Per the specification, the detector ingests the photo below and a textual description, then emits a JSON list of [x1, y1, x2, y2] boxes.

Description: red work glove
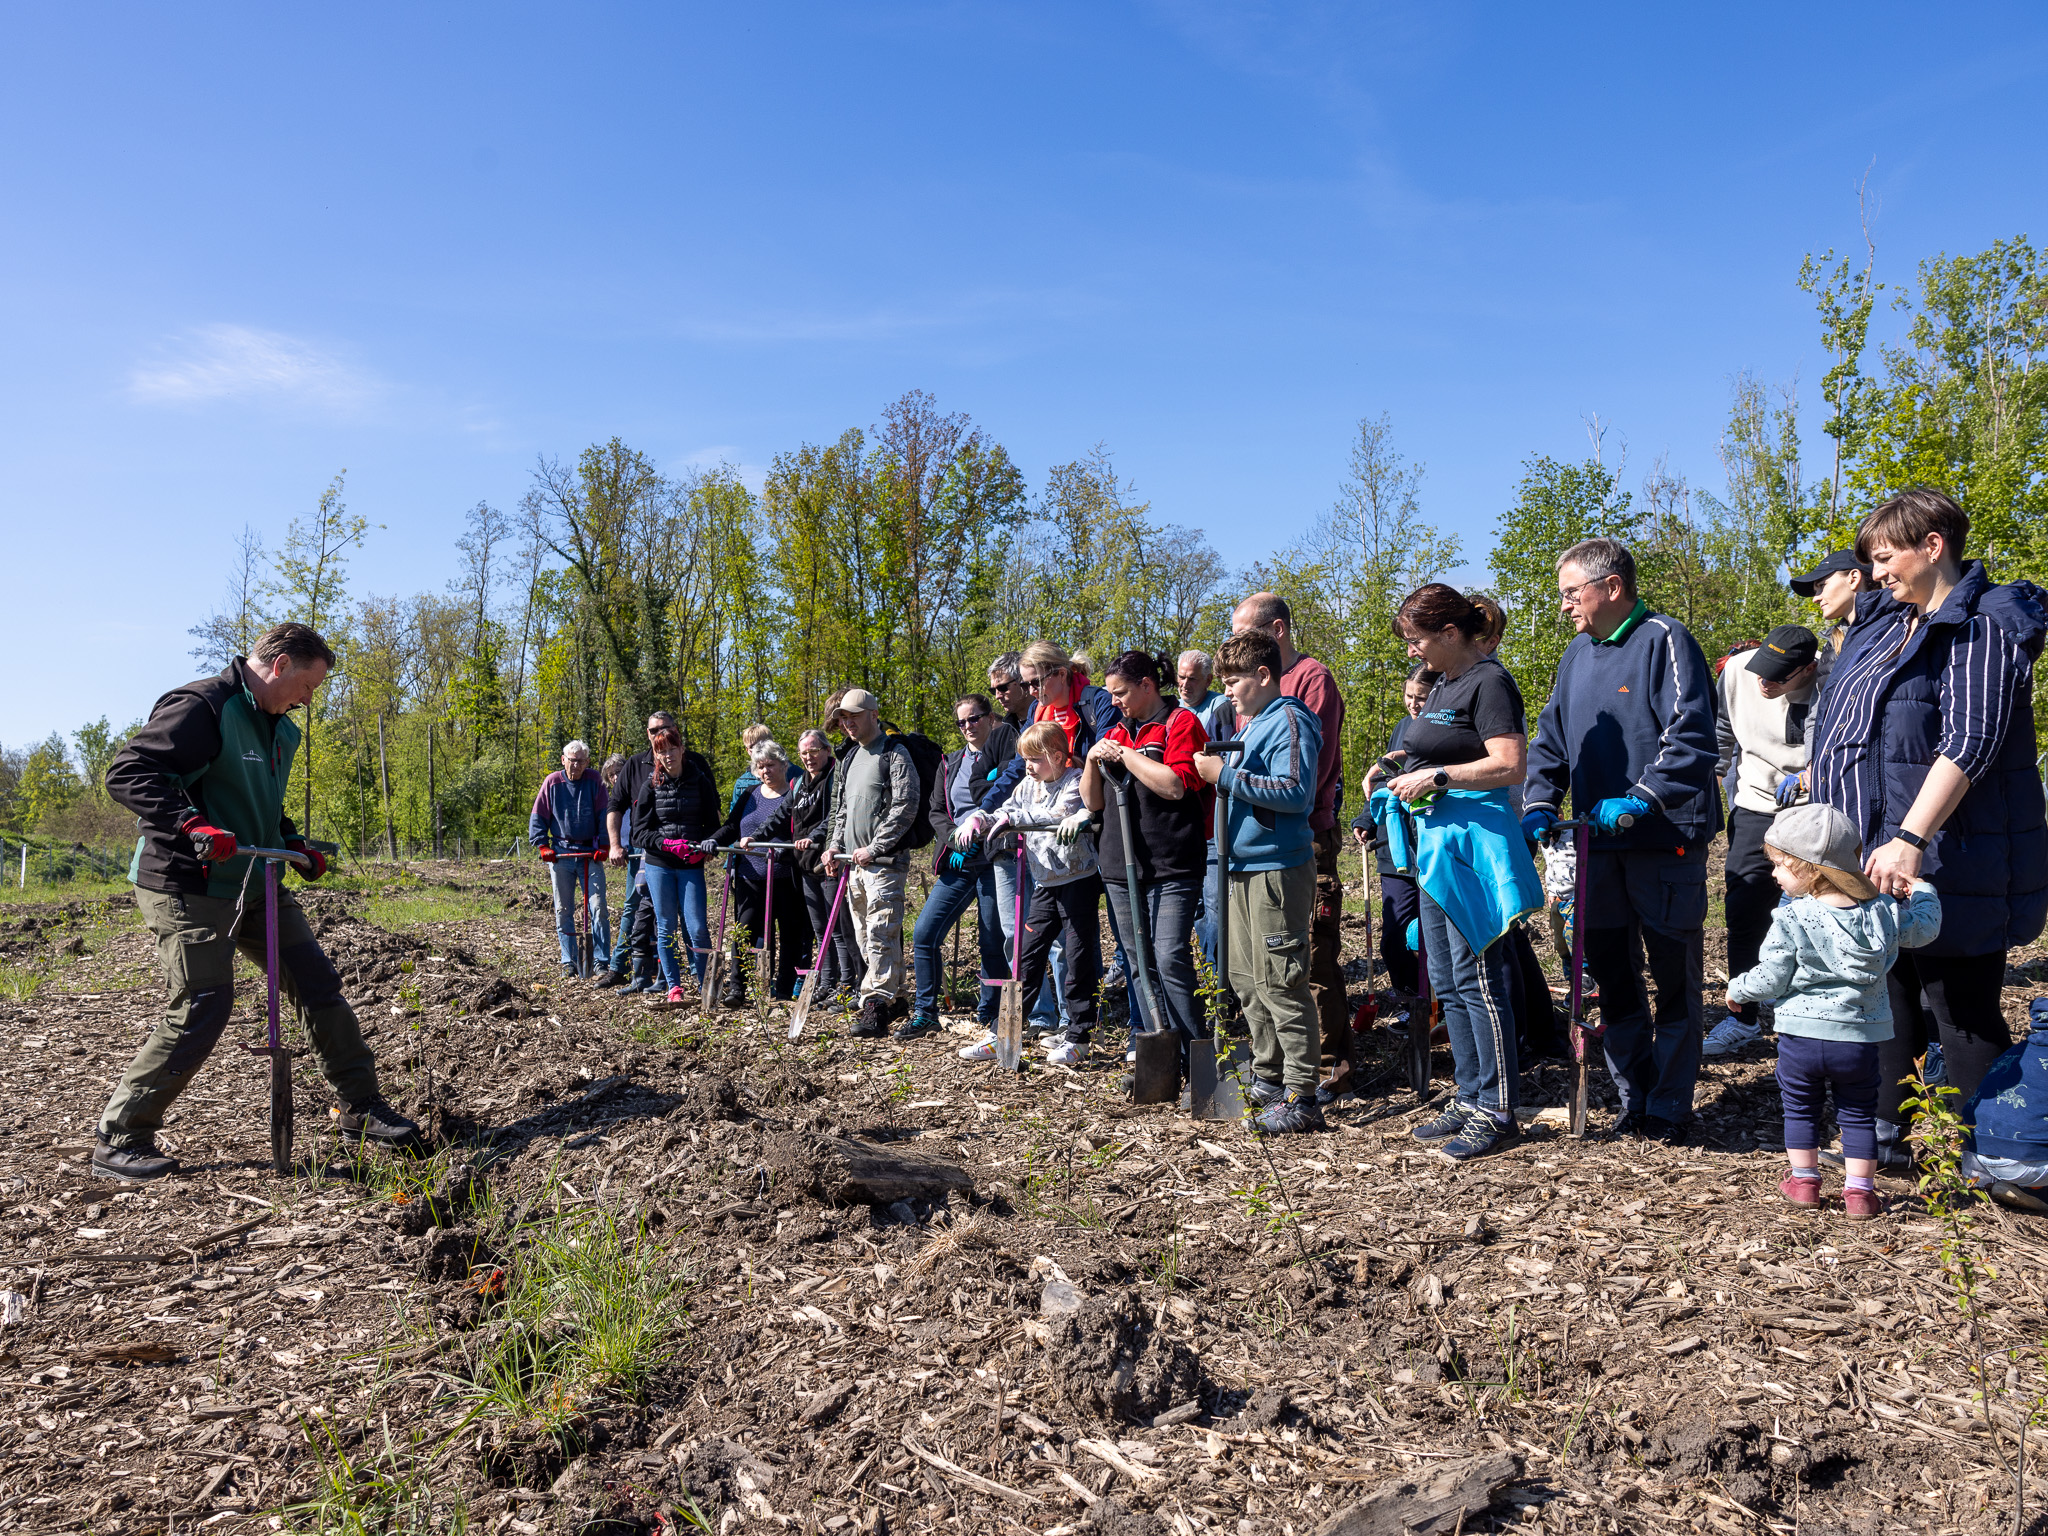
[[285, 838, 327, 880], [180, 816, 238, 863], [537, 844, 557, 863]]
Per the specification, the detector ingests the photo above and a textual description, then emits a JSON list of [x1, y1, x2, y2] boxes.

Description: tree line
[[2, 226, 2041, 855]]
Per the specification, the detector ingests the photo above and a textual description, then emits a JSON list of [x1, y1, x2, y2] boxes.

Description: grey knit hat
[[1764, 803, 1879, 900]]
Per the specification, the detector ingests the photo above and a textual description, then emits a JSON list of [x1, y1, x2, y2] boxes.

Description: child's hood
[[1788, 896, 1902, 985]]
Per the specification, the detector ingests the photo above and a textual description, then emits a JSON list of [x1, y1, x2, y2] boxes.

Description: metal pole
[[377, 713, 397, 862]]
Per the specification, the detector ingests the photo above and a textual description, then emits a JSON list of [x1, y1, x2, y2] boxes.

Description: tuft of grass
[[363, 888, 510, 932], [283, 1413, 476, 1535]]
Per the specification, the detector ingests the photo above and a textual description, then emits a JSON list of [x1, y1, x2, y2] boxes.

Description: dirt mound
[[1049, 1292, 1202, 1424]]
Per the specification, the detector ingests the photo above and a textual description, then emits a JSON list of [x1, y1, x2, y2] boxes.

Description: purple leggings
[[1776, 1033, 1881, 1161]]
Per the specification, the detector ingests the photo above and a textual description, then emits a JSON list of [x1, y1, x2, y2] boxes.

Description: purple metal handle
[[265, 858, 281, 1050]]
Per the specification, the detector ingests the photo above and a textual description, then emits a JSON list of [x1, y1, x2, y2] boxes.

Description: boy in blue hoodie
[[1195, 630, 1325, 1133]]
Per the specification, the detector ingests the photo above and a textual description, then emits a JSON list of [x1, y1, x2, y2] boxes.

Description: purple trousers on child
[[1777, 1034, 1881, 1161]]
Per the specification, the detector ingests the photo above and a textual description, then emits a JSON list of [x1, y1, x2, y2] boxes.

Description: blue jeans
[[1419, 890, 1518, 1121], [617, 854, 650, 975], [1104, 877, 1202, 1043], [642, 864, 710, 991], [912, 862, 1004, 1023], [1193, 856, 1221, 1006], [549, 858, 611, 969]]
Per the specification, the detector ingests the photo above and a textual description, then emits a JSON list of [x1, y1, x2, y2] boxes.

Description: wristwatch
[[1432, 769, 1449, 789], [1895, 828, 1929, 851]]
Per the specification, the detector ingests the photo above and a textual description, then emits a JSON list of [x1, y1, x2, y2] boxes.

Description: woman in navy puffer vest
[[1806, 487, 2048, 1167]]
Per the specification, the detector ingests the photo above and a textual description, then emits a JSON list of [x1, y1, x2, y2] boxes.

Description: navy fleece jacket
[[1523, 603, 1723, 848], [1216, 694, 1321, 872]]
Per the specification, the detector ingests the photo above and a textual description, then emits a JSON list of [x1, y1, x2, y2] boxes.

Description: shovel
[[1187, 739, 1246, 1119], [787, 869, 850, 1041], [986, 835, 1028, 1072], [1551, 816, 1620, 1138], [237, 844, 314, 1176], [699, 850, 736, 1015]]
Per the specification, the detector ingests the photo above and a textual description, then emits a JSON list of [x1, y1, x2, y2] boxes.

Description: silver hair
[[988, 650, 1022, 685], [562, 739, 591, 759], [797, 728, 830, 753], [750, 739, 789, 767], [1177, 649, 1212, 675], [1556, 537, 1637, 597]]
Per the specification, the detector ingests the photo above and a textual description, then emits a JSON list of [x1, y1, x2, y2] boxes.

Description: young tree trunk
[[377, 713, 397, 862]]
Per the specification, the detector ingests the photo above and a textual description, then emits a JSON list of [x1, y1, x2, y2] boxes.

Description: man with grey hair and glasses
[[1521, 537, 1720, 1146]]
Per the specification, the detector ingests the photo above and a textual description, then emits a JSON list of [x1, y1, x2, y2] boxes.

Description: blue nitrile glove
[[943, 848, 969, 873], [1591, 795, 1650, 834], [1404, 918, 1419, 953], [1519, 807, 1557, 842], [1774, 773, 1803, 808]]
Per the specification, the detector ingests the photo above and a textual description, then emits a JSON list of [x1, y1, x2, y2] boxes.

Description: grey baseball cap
[[1764, 803, 1878, 899]]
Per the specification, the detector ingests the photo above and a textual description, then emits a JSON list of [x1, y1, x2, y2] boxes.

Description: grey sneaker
[[1256, 1092, 1327, 1135], [331, 1096, 422, 1150], [92, 1134, 178, 1182], [1412, 1103, 1476, 1143]]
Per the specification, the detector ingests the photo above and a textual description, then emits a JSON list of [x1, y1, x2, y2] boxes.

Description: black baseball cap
[[1749, 625, 1819, 682], [1789, 550, 1871, 597]]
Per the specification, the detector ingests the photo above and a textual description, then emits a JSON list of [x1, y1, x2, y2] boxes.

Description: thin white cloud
[[127, 324, 379, 411]]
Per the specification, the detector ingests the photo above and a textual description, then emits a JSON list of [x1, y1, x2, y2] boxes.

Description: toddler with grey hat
[[1725, 803, 1942, 1219]]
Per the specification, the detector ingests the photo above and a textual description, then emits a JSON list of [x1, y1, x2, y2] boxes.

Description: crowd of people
[[86, 486, 2048, 1220]]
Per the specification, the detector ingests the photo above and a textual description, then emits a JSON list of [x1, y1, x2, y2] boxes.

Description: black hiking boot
[[593, 967, 626, 989], [92, 1134, 178, 1182], [332, 1096, 423, 1151], [1255, 1091, 1327, 1135], [849, 997, 888, 1039]]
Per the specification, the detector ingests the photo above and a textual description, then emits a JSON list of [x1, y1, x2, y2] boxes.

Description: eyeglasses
[[956, 712, 989, 727], [1558, 576, 1616, 608]]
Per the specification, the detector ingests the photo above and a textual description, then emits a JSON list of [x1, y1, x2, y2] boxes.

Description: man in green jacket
[[93, 623, 419, 1180]]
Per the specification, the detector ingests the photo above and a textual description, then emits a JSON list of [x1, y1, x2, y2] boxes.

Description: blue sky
[[4, 2, 2046, 744]]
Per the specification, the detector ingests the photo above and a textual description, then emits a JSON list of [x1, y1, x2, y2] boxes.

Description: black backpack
[[892, 730, 945, 848]]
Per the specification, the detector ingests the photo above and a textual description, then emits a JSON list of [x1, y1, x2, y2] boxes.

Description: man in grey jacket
[[825, 688, 920, 1038], [1709, 625, 1818, 1057]]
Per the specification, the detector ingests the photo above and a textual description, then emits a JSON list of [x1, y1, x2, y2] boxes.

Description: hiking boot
[[620, 972, 655, 995], [958, 1035, 998, 1062], [1605, 1110, 1652, 1141], [1240, 1073, 1286, 1109], [1779, 1173, 1822, 1207], [1646, 1114, 1698, 1147], [895, 1012, 941, 1041], [331, 1096, 422, 1150], [1438, 1113, 1519, 1163], [1256, 1091, 1327, 1135], [1842, 1186, 1889, 1221], [1047, 1040, 1085, 1068], [559, 963, 579, 981], [849, 998, 888, 1039], [1412, 1102, 1476, 1143], [1702, 1014, 1762, 1057], [92, 1134, 177, 1182], [593, 967, 626, 989], [886, 995, 911, 1024]]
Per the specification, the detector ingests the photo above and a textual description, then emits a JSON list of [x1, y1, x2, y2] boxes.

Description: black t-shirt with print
[[1399, 658, 1526, 770]]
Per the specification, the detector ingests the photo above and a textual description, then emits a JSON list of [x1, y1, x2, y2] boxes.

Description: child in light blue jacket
[[1727, 803, 1940, 1220]]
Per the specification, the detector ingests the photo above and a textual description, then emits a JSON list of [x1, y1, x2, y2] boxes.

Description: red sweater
[[1099, 705, 1212, 882], [1281, 653, 1344, 833]]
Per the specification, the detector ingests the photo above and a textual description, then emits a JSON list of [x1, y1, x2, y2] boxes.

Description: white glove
[[952, 812, 988, 849], [1056, 809, 1093, 846]]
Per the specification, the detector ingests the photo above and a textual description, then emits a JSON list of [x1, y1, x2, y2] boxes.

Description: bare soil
[[5, 857, 2048, 1536]]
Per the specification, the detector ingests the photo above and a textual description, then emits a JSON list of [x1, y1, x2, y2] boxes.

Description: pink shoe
[[1842, 1186, 1888, 1221], [666, 985, 687, 1003], [1779, 1173, 1821, 1208]]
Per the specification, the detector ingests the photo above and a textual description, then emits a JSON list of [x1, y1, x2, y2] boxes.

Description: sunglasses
[[956, 711, 989, 727], [1024, 677, 1046, 691], [647, 725, 678, 740]]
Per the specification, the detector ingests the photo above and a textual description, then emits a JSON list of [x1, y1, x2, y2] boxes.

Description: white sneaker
[[1047, 1041, 1085, 1068], [957, 1035, 998, 1062], [1702, 1014, 1762, 1057]]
